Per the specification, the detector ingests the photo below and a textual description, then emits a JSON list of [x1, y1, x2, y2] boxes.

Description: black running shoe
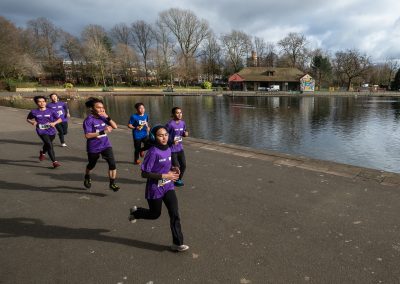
[[84, 177, 91, 189], [109, 183, 120, 192]]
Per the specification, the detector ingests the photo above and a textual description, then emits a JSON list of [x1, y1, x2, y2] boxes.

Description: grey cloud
[[0, 0, 399, 60]]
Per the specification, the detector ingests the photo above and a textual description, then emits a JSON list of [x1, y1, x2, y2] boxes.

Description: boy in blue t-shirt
[[128, 102, 150, 164]]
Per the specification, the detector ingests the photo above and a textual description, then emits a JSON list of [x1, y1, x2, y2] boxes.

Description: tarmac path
[[1, 105, 400, 283]]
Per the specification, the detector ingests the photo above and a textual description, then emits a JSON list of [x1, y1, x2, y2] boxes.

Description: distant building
[[228, 67, 312, 91], [300, 74, 315, 92]]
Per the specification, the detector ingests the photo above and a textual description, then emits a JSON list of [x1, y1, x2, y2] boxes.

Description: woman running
[[83, 97, 120, 191], [165, 107, 188, 187], [129, 125, 189, 252], [47, 93, 70, 147], [26, 95, 62, 168], [128, 102, 149, 165]]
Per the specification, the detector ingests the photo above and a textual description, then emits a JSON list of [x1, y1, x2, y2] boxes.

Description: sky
[[1, 0, 400, 62]]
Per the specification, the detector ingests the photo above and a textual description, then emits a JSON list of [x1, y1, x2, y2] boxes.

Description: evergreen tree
[[392, 68, 400, 91]]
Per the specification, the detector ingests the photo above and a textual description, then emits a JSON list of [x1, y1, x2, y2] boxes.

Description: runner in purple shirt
[[129, 125, 189, 252], [47, 93, 70, 147], [26, 95, 62, 168], [165, 107, 189, 187], [82, 97, 120, 192]]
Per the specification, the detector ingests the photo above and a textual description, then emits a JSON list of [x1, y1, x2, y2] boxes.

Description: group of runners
[[26, 94, 190, 252]]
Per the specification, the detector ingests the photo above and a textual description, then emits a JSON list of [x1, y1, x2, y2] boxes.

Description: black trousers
[[133, 190, 184, 246], [39, 134, 56, 162], [86, 147, 116, 171], [171, 150, 186, 180], [133, 136, 149, 160], [55, 121, 68, 143]]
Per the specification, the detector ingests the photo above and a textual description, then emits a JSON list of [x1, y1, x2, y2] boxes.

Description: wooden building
[[228, 67, 308, 91]]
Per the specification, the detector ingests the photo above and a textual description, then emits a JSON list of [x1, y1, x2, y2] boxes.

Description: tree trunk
[[347, 78, 352, 91]]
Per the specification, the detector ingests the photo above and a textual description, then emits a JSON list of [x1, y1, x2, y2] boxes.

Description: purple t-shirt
[[47, 101, 68, 122], [165, 119, 186, 153], [141, 146, 174, 199], [83, 114, 112, 153], [27, 108, 59, 136]]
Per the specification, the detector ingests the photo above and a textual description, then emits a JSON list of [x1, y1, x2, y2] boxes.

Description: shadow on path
[[36, 172, 145, 185], [0, 180, 107, 197], [0, 139, 40, 146], [0, 217, 169, 252], [0, 159, 45, 169]]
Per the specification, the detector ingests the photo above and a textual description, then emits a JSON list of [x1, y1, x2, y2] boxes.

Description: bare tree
[[0, 16, 23, 79], [158, 8, 210, 85], [26, 17, 60, 61], [153, 20, 176, 85], [60, 31, 84, 84], [253, 37, 266, 67], [131, 20, 155, 82], [110, 23, 131, 46], [384, 58, 399, 90], [81, 25, 112, 87], [114, 43, 140, 84], [200, 33, 222, 81], [278, 32, 308, 69], [221, 30, 252, 73], [264, 42, 277, 67], [333, 49, 371, 91]]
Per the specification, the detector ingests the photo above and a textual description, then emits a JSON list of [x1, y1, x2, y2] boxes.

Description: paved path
[[1, 106, 400, 284]]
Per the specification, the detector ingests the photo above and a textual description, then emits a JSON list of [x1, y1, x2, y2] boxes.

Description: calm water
[[4, 95, 400, 172]]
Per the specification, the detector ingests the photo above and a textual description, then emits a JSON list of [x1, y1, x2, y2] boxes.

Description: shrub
[[201, 81, 212, 89], [64, 82, 74, 89]]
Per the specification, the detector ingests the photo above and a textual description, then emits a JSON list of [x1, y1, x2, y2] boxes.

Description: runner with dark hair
[[83, 97, 120, 191], [47, 93, 70, 147], [26, 95, 62, 168], [128, 102, 150, 165], [165, 107, 188, 187]]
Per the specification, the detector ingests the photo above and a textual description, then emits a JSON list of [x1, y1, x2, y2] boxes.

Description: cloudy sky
[[1, 0, 400, 61]]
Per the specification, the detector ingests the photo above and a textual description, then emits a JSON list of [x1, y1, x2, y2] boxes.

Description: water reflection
[[2, 95, 400, 172]]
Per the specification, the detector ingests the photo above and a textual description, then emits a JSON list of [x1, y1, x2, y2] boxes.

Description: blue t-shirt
[[129, 113, 149, 139]]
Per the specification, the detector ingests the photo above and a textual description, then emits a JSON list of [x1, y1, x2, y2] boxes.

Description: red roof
[[228, 73, 245, 82]]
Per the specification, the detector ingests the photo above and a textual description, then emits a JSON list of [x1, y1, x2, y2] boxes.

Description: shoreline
[[4, 104, 400, 186], [1, 90, 400, 98]]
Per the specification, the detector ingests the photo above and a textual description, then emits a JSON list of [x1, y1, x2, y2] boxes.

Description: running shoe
[[134, 160, 141, 165], [109, 183, 120, 192], [61, 143, 67, 147], [84, 176, 91, 189], [128, 206, 137, 223], [140, 151, 145, 158], [174, 179, 184, 187], [39, 151, 46, 161], [171, 244, 190, 252], [52, 161, 61, 168]]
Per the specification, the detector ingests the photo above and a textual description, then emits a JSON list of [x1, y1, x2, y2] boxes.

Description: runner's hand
[[105, 126, 113, 133], [163, 171, 179, 181]]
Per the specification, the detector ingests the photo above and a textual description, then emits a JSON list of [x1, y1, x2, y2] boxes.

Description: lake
[[3, 94, 400, 173]]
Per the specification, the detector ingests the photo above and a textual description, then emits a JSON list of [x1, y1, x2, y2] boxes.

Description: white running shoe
[[129, 206, 137, 223], [61, 143, 67, 147], [171, 244, 189, 252]]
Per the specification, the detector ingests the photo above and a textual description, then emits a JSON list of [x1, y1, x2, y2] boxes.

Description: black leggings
[[133, 190, 184, 246], [133, 137, 149, 160], [55, 121, 68, 143], [86, 147, 116, 171], [171, 150, 186, 179], [39, 134, 56, 162]]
